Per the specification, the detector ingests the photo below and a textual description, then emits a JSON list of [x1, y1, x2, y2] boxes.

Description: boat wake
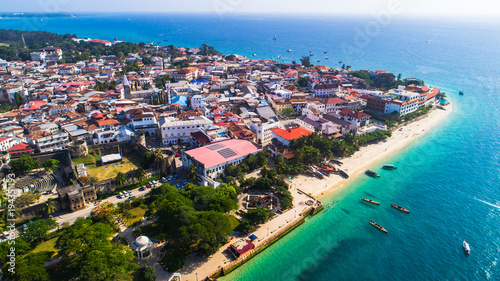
[[475, 198, 500, 210]]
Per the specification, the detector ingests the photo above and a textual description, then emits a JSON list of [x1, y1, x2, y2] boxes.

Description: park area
[[72, 150, 142, 182]]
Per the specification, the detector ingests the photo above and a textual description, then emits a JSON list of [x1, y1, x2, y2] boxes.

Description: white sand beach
[[295, 103, 453, 199]]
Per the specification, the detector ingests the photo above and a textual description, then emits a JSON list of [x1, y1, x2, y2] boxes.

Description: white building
[[30, 131, 70, 153], [191, 94, 205, 109], [249, 118, 280, 145], [0, 137, 21, 151], [160, 116, 214, 145], [125, 108, 159, 136]]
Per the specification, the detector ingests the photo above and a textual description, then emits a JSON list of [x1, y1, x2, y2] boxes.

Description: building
[[58, 185, 97, 212], [270, 126, 314, 147], [125, 108, 159, 136], [338, 108, 371, 127], [182, 139, 262, 183], [290, 98, 307, 115], [28, 131, 70, 153], [249, 118, 280, 145], [160, 116, 214, 145], [313, 83, 338, 98], [323, 97, 348, 113], [131, 236, 154, 259], [0, 137, 21, 151], [363, 88, 420, 116]]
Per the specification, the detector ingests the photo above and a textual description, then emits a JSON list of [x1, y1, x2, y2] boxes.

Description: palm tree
[[44, 198, 56, 217], [115, 172, 127, 187], [135, 168, 146, 182], [187, 164, 197, 181], [152, 148, 164, 173], [121, 210, 133, 226]]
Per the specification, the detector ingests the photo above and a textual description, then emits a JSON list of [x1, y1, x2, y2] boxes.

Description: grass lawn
[[84, 154, 140, 182], [123, 207, 146, 227], [71, 154, 100, 165], [31, 237, 58, 259], [228, 215, 240, 230]]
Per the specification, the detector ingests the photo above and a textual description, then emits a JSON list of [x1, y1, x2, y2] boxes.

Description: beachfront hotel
[[181, 139, 262, 187]]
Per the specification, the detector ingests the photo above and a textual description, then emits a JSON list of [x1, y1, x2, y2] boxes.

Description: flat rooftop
[[185, 139, 261, 169]]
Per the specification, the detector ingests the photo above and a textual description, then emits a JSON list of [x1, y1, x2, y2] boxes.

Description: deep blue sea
[[2, 13, 499, 281]]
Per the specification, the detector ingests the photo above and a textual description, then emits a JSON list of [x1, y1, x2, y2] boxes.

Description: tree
[[115, 172, 127, 187], [300, 56, 311, 67], [297, 76, 309, 87], [161, 251, 185, 272], [22, 218, 58, 243], [135, 168, 147, 182], [10, 154, 40, 174], [0, 238, 31, 264], [15, 192, 37, 208], [282, 108, 295, 117], [88, 202, 118, 226], [13, 92, 25, 108], [55, 218, 138, 280], [151, 148, 164, 173], [199, 44, 220, 56], [3, 251, 50, 281], [142, 56, 153, 65], [42, 159, 59, 172], [44, 198, 56, 216], [142, 266, 157, 281], [187, 164, 197, 181], [246, 207, 272, 224]]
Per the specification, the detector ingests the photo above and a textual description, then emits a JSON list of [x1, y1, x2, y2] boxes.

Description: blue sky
[[1, 0, 499, 17]]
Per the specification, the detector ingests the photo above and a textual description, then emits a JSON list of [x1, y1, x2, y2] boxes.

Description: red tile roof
[[270, 127, 313, 141]]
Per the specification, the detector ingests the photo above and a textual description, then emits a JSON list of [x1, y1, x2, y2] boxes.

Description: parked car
[[146, 184, 151, 189], [139, 186, 145, 191]]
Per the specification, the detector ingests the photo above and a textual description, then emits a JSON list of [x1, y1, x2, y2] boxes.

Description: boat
[[369, 221, 388, 233], [324, 51, 328, 54], [459, 91, 464, 95], [325, 57, 329, 59], [391, 204, 410, 213], [365, 170, 380, 177], [317, 60, 321, 62], [339, 60, 343, 63], [338, 169, 349, 179], [320, 168, 330, 176], [287, 49, 293, 52], [309, 50, 312, 53], [253, 54, 256, 56], [310, 53, 314, 56], [382, 164, 397, 170], [463, 240, 470, 255], [331, 159, 343, 165], [362, 198, 380, 205], [273, 34, 277, 40], [315, 171, 325, 179], [277, 55, 281, 58]]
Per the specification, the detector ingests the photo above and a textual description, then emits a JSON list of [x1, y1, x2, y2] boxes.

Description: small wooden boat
[[315, 171, 325, 179], [391, 204, 410, 213], [382, 164, 397, 170], [331, 159, 343, 165], [362, 198, 380, 205], [365, 170, 380, 177], [320, 169, 330, 176], [463, 240, 470, 255], [287, 49, 293, 52], [459, 91, 464, 95], [369, 221, 388, 233], [338, 169, 349, 179]]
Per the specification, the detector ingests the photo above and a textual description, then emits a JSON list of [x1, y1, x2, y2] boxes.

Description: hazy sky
[[1, 0, 499, 18]]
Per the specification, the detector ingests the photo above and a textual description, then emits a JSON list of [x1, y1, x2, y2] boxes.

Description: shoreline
[[181, 103, 453, 281], [294, 103, 453, 200]]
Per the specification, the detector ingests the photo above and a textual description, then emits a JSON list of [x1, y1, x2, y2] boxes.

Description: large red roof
[[185, 139, 262, 169], [270, 127, 313, 141]]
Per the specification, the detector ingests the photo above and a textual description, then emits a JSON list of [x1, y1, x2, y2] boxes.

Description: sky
[[1, 0, 499, 18]]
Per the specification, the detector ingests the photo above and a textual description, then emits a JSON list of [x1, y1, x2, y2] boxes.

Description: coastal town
[[0, 30, 451, 281]]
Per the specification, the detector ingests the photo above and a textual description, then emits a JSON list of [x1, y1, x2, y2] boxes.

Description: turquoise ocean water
[[1, 14, 499, 280]]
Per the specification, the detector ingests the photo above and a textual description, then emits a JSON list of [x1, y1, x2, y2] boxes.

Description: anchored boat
[[365, 170, 380, 177], [391, 204, 410, 213], [463, 240, 470, 255], [369, 221, 388, 233], [383, 164, 397, 170], [362, 198, 380, 205]]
